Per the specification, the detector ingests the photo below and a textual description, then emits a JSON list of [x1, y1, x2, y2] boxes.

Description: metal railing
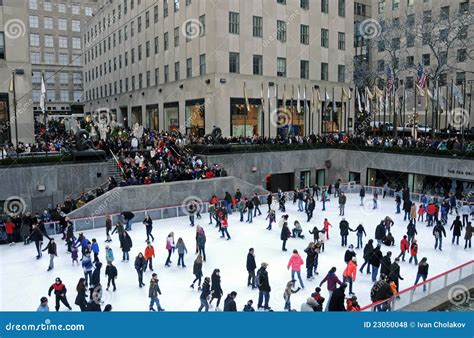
[[359, 260, 474, 312]]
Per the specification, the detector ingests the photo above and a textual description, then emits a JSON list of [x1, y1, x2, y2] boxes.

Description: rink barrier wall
[[359, 260, 474, 312], [42, 182, 425, 235]]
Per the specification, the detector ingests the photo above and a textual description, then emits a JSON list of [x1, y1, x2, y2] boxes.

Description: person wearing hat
[[342, 257, 357, 296], [344, 244, 356, 264], [48, 277, 72, 311], [37, 297, 49, 312], [256, 262, 271, 310], [198, 277, 211, 312]]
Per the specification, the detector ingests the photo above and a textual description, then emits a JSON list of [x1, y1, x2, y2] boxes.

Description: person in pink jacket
[[343, 257, 357, 295], [287, 249, 305, 289], [165, 232, 175, 267]]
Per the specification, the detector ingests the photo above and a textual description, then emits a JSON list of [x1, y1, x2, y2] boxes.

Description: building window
[[59, 53, 68, 65], [44, 17, 53, 30], [186, 58, 192, 78], [155, 68, 159, 85], [407, 34, 415, 47], [199, 54, 206, 75], [300, 25, 309, 45], [321, 28, 329, 47], [321, 0, 328, 13], [253, 55, 263, 75], [277, 57, 286, 77], [377, 60, 385, 72], [72, 37, 81, 49], [229, 52, 240, 73], [277, 0, 286, 4], [300, 0, 309, 10], [338, 65, 345, 82], [138, 17, 142, 33], [29, 16, 39, 28], [29, 0, 38, 10], [146, 11, 150, 28], [30, 34, 40, 46], [146, 41, 150, 57], [138, 45, 142, 60], [72, 20, 81, 32], [277, 20, 287, 42], [338, 32, 345, 50], [58, 36, 68, 48], [30, 52, 41, 63], [338, 0, 345, 17], [72, 4, 80, 14], [440, 6, 450, 20], [300, 60, 309, 79], [253, 16, 263, 37], [229, 12, 240, 34], [174, 27, 179, 46], [44, 52, 55, 64], [422, 53, 430, 66], [44, 35, 54, 47], [154, 5, 159, 23], [406, 56, 414, 67], [58, 18, 67, 31], [0, 33, 4, 60], [174, 0, 180, 12], [456, 72, 465, 85], [321, 63, 328, 81], [164, 65, 169, 83], [164, 32, 169, 50], [139, 74, 143, 89], [154, 36, 159, 54], [378, 0, 385, 14], [44, 0, 52, 11], [131, 48, 135, 63], [457, 49, 467, 63], [199, 15, 206, 36], [163, 0, 168, 17], [174, 62, 180, 80]]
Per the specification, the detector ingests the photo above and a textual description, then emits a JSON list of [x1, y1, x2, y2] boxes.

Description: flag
[[303, 86, 308, 115], [342, 88, 351, 101], [374, 85, 384, 98], [267, 85, 271, 112], [40, 74, 46, 113], [416, 83, 425, 97], [315, 88, 321, 112], [416, 63, 427, 88], [282, 84, 286, 110], [386, 65, 394, 96], [297, 86, 301, 114], [365, 88, 371, 112], [356, 88, 362, 113], [332, 88, 337, 112], [366, 87, 374, 100], [261, 83, 265, 110], [324, 89, 330, 111]]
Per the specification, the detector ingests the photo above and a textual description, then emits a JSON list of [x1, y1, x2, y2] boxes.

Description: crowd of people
[[2, 180, 472, 313]]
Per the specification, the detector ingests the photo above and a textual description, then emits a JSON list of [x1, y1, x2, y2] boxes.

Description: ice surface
[[0, 193, 469, 312]]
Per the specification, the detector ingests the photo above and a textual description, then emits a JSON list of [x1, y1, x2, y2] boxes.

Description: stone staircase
[[107, 157, 123, 182]]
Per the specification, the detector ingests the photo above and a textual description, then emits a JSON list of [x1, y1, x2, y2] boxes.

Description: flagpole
[[11, 70, 19, 148], [444, 82, 449, 131], [469, 82, 473, 133], [450, 79, 454, 131], [462, 79, 467, 142]]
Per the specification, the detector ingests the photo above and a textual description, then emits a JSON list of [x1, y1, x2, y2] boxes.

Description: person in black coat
[[380, 252, 392, 278], [246, 248, 257, 289], [75, 278, 88, 311], [280, 222, 291, 251], [304, 243, 316, 280], [370, 277, 393, 311], [403, 200, 412, 221], [266, 193, 273, 211], [306, 197, 316, 222], [359, 239, 374, 274], [352, 224, 367, 249], [121, 211, 135, 231], [369, 244, 383, 282], [65, 221, 75, 252], [257, 263, 271, 310], [339, 218, 351, 247], [375, 221, 386, 245], [209, 269, 223, 309], [223, 291, 238, 311], [134, 253, 146, 287], [29, 224, 44, 259], [120, 231, 133, 261], [388, 258, 404, 294], [327, 283, 347, 311], [344, 245, 356, 264], [42, 238, 57, 271], [105, 262, 118, 291], [143, 214, 154, 242], [450, 216, 463, 245]]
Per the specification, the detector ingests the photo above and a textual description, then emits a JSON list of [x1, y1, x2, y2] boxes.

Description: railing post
[[409, 288, 414, 304], [459, 266, 463, 280], [444, 274, 448, 287]]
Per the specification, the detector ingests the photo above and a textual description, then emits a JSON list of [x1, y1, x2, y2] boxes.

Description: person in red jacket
[[48, 277, 72, 311], [397, 235, 409, 261], [343, 257, 357, 296], [323, 219, 332, 240], [287, 249, 305, 289], [144, 241, 155, 271], [409, 240, 419, 265], [4, 219, 15, 245]]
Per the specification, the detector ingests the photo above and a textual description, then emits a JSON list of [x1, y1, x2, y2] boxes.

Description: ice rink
[[0, 193, 470, 311]]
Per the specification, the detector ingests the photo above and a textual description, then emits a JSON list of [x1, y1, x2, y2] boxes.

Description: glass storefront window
[[230, 98, 262, 137], [131, 106, 143, 126], [0, 95, 10, 144], [185, 100, 205, 137], [322, 103, 341, 133], [164, 103, 179, 132], [276, 100, 306, 137], [146, 104, 159, 130]]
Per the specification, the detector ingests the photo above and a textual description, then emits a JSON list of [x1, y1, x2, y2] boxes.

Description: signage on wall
[[447, 169, 474, 177]]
